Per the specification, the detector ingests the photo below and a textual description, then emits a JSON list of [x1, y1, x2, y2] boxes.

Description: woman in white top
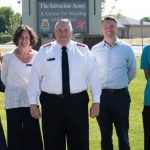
[[1, 25, 43, 150]]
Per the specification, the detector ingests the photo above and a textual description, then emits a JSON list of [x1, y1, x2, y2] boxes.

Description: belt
[[41, 90, 87, 99], [102, 88, 127, 94]]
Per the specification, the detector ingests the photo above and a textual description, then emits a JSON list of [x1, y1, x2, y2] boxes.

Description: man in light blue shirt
[[140, 44, 150, 150], [91, 16, 136, 150]]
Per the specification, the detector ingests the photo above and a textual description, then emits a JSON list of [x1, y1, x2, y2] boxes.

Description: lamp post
[[140, 18, 144, 49], [17, 0, 22, 15], [17, 0, 21, 4]]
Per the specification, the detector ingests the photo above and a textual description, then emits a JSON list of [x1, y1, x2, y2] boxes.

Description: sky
[[0, 0, 22, 14], [0, 0, 149, 20], [104, 0, 150, 20]]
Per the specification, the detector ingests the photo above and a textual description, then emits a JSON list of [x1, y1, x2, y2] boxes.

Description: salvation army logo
[[76, 20, 86, 30], [40, 19, 50, 31]]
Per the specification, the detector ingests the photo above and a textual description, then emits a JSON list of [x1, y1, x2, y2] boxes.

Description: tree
[[0, 6, 21, 34], [0, 15, 5, 33], [143, 17, 150, 22], [101, 0, 120, 17], [101, 0, 106, 10], [8, 12, 22, 35]]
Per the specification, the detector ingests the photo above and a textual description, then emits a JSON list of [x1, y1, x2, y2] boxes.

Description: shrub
[[0, 34, 12, 44]]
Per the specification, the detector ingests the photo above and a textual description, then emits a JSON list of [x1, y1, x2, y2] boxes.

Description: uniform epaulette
[[77, 43, 86, 47], [43, 42, 51, 48]]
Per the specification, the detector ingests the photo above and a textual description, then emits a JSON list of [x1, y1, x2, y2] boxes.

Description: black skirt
[[0, 119, 7, 150]]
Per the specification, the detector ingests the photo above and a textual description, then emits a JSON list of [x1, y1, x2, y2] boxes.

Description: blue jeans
[[97, 88, 130, 150]]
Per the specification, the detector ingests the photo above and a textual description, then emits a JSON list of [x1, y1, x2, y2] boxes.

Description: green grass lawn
[[0, 56, 146, 150]]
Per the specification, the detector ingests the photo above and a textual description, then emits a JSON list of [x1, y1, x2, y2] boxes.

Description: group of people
[[0, 16, 148, 150]]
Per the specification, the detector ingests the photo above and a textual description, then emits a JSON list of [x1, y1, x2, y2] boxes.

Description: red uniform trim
[[43, 42, 51, 48], [77, 43, 86, 47]]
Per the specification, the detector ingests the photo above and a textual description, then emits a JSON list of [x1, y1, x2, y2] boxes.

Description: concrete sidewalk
[[0, 44, 142, 56]]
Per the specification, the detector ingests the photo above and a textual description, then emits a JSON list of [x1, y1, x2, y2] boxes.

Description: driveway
[[0, 44, 142, 56]]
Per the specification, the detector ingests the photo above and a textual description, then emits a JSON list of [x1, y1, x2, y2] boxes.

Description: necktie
[[62, 46, 70, 98]]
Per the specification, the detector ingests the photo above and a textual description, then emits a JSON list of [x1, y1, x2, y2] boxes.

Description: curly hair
[[13, 25, 37, 46]]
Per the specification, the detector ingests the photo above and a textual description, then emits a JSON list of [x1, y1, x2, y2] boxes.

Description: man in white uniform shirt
[[27, 18, 101, 150], [91, 16, 136, 150]]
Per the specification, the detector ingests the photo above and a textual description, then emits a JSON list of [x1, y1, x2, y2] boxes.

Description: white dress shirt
[[27, 40, 101, 105], [1, 50, 37, 109], [91, 39, 137, 89]]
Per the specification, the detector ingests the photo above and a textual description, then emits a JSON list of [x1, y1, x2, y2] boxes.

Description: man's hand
[[30, 104, 41, 119], [90, 103, 100, 118]]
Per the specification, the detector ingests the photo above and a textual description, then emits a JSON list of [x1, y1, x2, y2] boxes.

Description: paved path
[[132, 46, 142, 56], [0, 44, 143, 56], [0, 44, 16, 50]]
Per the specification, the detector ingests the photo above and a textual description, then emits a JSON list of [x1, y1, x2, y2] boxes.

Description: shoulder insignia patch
[[43, 42, 51, 48], [77, 43, 86, 47]]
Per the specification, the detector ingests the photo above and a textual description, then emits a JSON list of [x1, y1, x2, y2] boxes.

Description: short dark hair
[[13, 25, 37, 46], [102, 16, 117, 24]]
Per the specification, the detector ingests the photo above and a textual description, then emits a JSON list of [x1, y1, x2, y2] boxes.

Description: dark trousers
[[142, 106, 150, 150], [0, 119, 7, 150], [97, 89, 130, 150], [6, 107, 43, 150], [40, 91, 89, 150]]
